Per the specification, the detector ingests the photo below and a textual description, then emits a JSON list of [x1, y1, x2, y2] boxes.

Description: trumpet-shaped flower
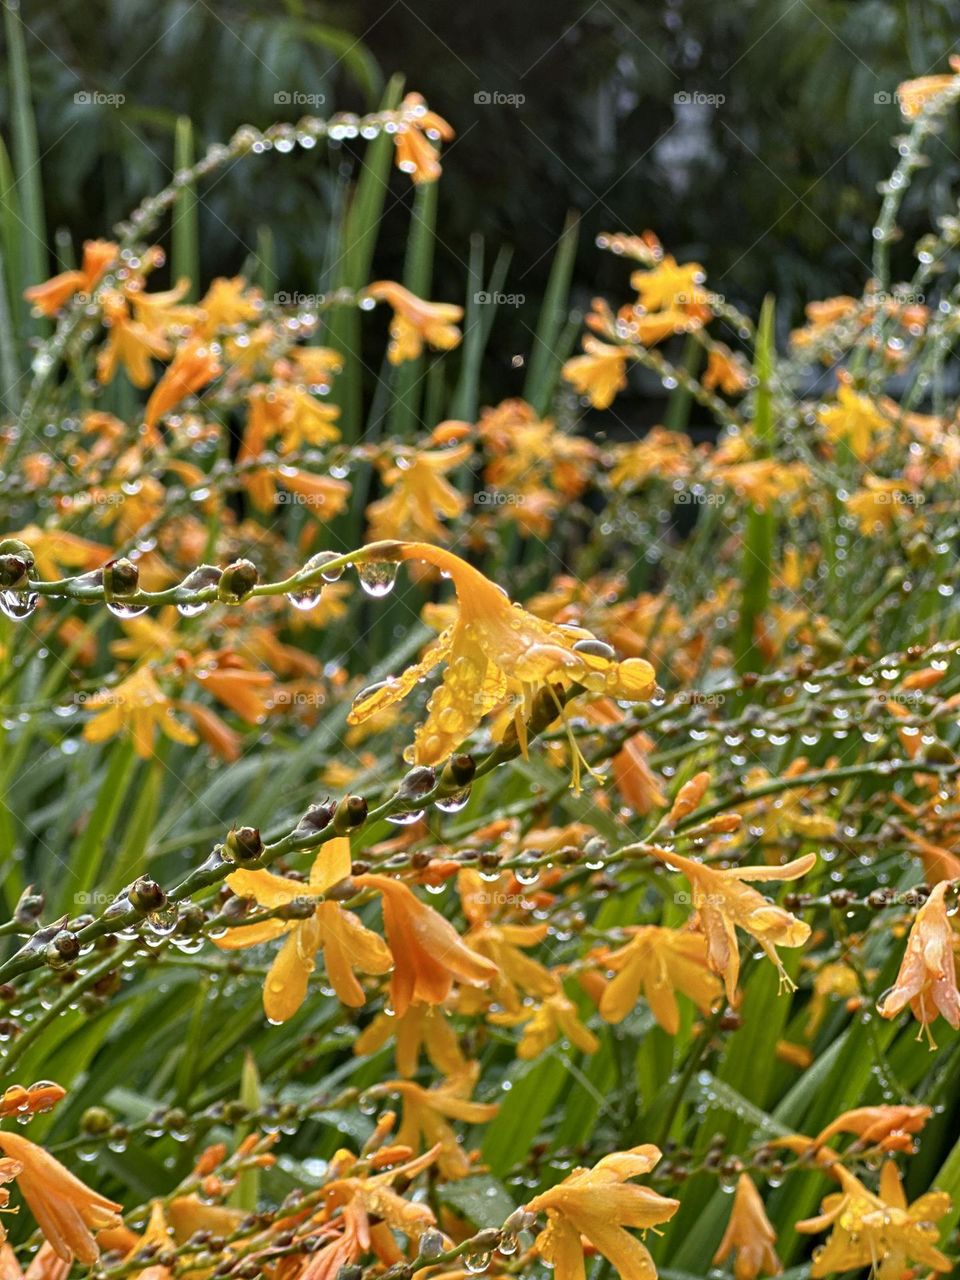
[[365, 283, 463, 364], [0, 1131, 122, 1264], [653, 849, 816, 1002], [393, 93, 454, 183], [562, 338, 629, 409], [366, 441, 472, 543], [524, 1145, 679, 1280], [712, 1174, 781, 1280], [346, 542, 656, 775], [353, 874, 497, 1017], [492, 991, 600, 1060], [25, 240, 116, 316], [878, 881, 960, 1047], [144, 340, 221, 429], [216, 839, 393, 1019], [354, 1002, 467, 1078], [387, 1068, 498, 1179], [794, 1162, 951, 1279]]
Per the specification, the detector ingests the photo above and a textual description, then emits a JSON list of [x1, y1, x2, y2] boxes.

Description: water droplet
[[106, 600, 149, 619], [0, 591, 38, 620], [436, 787, 471, 813], [357, 560, 399, 598]]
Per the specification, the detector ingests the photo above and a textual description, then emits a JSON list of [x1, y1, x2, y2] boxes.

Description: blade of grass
[[387, 177, 438, 435], [523, 212, 579, 414], [172, 116, 199, 299]]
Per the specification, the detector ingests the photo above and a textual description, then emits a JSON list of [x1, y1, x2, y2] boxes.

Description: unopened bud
[[128, 877, 166, 913], [103, 557, 140, 598], [14, 887, 44, 924], [224, 827, 264, 864], [441, 753, 476, 788], [333, 794, 367, 833], [218, 559, 258, 603], [0, 541, 35, 588], [81, 1105, 114, 1135], [44, 931, 81, 969]]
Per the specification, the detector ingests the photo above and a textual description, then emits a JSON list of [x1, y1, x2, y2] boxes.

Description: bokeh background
[[5, 0, 960, 408]]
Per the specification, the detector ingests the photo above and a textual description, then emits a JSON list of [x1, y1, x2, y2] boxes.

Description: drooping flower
[[878, 881, 960, 1047], [82, 666, 198, 759], [144, 340, 222, 429], [0, 1131, 122, 1264], [653, 848, 816, 1002], [712, 1174, 781, 1280], [365, 282, 463, 364], [818, 379, 890, 460], [794, 1161, 951, 1279], [352, 874, 497, 1017], [393, 92, 455, 183], [493, 991, 600, 1060], [96, 291, 172, 388], [811, 1104, 932, 1153], [562, 338, 629, 409], [524, 1145, 679, 1280], [703, 344, 750, 396], [346, 542, 656, 775], [216, 839, 392, 1019], [25, 239, 117, 316], [596, 926, 722, 1034]]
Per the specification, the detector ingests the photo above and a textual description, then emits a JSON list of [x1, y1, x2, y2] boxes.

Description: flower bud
[[441, 753, 476, 788], [128, 877, 167, 913], [294, 803, 334, 839], [218, 559, 258, 603], [224, 827, 264, 864], [333, 794, 368, 833], [103, 557, 140, 598], [44, 930, 81, 969], [0, 539, 35, 588], [14, 887, 44, 924], [81, 1105, 114, 1135]]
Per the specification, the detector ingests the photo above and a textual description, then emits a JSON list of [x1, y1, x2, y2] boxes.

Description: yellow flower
[[197, 276, 262, 334], [795, 1161, 952, 1279], [0, 1131, 122, 1264], [366, 440, 472, 543], [354, 1002, 467, 1078], [597, 926, 722, 1034], [493, 991, 600, 1060], [83, 667, 198, 759], [708, 459, 809, 512], [24, 239, 117, 316], [524, 1145, 679, 1280], [713, 1174, 781, 1280], [631, 255, 708, 313], [145, 340, 221, 429], [365, 282, 463, 364], [653, 849, 816, 1003], [346, 542, 656, 776], [216, 839, 392, 1020], [388, 1067, 498, 1179], [845, 477, 916, 533], [811, 1104, 931, 1153], [562, 337, 628, 409], [353, 873, 497, 1017], [393, 92, 455, 184], [878, 880, 960, 1047], [818, 380, 890, 459]]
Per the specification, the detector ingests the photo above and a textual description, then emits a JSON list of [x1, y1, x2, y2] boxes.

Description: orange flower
[[366, 441, 471, 543], [97, 291, 172, 388], [878, 881, 960, 1047], [493, 991, 600, 1060], [524, 1145, 679, 1280], [897, 59, 960, 119], [354, 1002, 467, 1078], [393, 92, 454, 184], [0, 1131, 122, 1264], [365, 282, 463, 364], [25, 239, 116, 315], [811, 1105, 932, 1153], [216, 839, 392, 1019], [353, 874, 497, 1016], [712, 1174, 781, 1280], [703, 344, 750, 396], [631, 255, 708, 313], [654, 849, 816, 1002], [145, 340, 221, 429], [818, 379, 889, 460]]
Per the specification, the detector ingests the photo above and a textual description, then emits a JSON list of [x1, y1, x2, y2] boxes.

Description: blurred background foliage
[[4, 0, 960, 404]]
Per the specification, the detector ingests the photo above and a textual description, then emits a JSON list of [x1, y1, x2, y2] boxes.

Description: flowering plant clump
[[2, 30, 960, 1280]]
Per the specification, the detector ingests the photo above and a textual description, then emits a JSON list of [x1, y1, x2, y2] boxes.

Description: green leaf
[[523, 212, 579, 414], [171, 116, 199, 299], [438, 1175, 515, 1228]]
